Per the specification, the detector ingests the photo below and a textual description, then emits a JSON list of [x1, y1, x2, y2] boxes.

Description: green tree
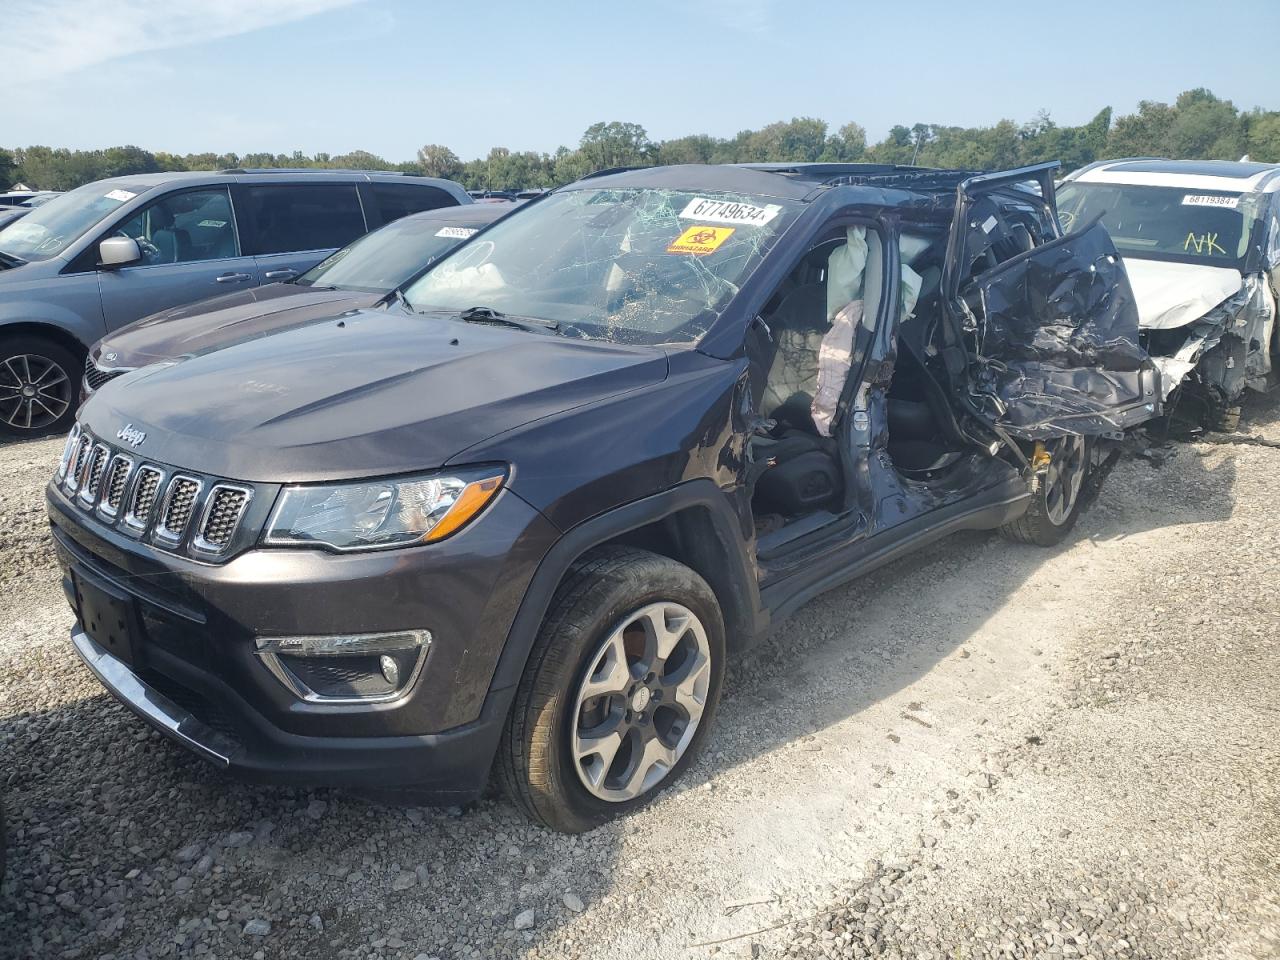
[[417, 144, 463, 180], [578, 122, 655, 171]]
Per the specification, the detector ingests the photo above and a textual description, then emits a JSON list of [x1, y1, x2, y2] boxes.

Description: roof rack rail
[[218, 167, 408, 176]]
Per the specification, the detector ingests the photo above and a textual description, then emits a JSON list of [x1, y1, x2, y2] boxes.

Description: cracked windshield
[[403, 187, 800, 344]]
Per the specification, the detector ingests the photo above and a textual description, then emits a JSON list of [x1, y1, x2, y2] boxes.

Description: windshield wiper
[[0, 250, 25, 268], [382, 288, 413, 312], [457, 305, 559, 332]]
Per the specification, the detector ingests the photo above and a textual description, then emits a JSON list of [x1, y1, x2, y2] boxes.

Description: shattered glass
[[969, 222, 1156, 438], [403, 188, 798, 346]]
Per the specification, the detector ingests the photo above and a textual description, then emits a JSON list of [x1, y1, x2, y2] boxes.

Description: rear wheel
[[498, 547, 725, 833], [0, 335, 80, 438], [1000, 434, 1090, 547]]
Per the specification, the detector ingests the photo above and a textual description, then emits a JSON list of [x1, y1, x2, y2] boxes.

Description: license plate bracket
[[73, 570, 143, 668]]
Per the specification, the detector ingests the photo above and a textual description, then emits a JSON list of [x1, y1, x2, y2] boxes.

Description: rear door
[[97, 185, 260, 331], [238, 182, 368, 284], [942, 165, 1160, 439]]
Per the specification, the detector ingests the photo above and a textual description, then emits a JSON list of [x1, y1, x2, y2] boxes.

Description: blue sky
[[6, 0, 1279, 161]]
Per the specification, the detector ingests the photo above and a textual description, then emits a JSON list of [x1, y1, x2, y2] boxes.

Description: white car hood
[[1122, 258, 1243, 330]]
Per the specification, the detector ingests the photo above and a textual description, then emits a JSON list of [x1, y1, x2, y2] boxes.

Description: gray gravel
[[2, 395, 1279, 960]]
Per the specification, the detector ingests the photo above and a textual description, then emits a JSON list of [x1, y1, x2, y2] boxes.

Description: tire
[[1204, 391, 1242, 433], [0, 335, 81, 438], [1000, 435, 1091, 548], [497, 547, 726, 833]]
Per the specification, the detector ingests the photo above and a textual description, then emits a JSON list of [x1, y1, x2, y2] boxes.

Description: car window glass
[[1056, 182, 1251, 267], [371, 183, 455, 224], [404, 187, 802, 346], [298, 216, 480, 293], [0, 181, 148, 262], [115, 188, 238, 265], [243, 184, 366, 255]]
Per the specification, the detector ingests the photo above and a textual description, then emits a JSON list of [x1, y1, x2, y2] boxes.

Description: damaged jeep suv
[[48, 162, 1159, 833], [1058, 159, 1280, 430]]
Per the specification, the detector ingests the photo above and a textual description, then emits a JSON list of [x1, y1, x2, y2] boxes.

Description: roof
[[1070, 158, 1280, 193], [77, 169, 473, 200]]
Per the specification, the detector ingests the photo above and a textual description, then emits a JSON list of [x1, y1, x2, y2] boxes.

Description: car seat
[[149, 206, 191, 264]]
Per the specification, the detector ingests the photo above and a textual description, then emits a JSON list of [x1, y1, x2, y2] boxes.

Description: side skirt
[[757, 474, 1030, 634]]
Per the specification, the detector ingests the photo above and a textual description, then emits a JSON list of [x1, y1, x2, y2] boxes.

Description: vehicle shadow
[[0, 437, 1242, 960]]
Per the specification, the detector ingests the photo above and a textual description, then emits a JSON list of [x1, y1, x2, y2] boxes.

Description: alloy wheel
[[571, 601, 712, 802], [1044, 435, 1087, 526], [0, 353, 73, 432]]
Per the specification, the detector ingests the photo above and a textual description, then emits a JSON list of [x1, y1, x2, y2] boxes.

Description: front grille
[[55, 424, 256, 562], [125, 466, 164, 530], [195, 486, 251, 552], [84, 356, 125, 392], [99, 455, 133, 516], [156, 477, 201, 543]]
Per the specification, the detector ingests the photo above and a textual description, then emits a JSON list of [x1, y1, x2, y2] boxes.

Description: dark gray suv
[[0, 169, 470, 437]]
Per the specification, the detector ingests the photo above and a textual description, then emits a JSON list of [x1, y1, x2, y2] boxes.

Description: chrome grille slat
[[124, 465, 165, 532], [155, 476, 202, 546], [193, 485, 252, 554], [65, 433, 93, 492], [78, 444, 109, 506], [98, 455, 133, 518]]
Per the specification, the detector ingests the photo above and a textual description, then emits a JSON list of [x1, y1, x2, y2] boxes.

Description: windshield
[[403, 187, 801, 345], [0, 181, 147, 262], [1057, 182, 1256, 268], [297, 215, 487, 293]]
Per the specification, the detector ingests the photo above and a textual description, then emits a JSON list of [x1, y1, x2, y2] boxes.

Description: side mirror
[[98, 236, 141, 268]]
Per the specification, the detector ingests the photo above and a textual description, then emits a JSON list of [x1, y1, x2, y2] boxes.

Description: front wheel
[[497, 547, 725, 833], [1000, 434, 1090, 547], [0, 335, 80, 438]]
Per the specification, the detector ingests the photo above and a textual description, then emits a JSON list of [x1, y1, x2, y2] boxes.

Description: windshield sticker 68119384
[[1182, 194, 1239, 208], [678, 197, 781, 227]]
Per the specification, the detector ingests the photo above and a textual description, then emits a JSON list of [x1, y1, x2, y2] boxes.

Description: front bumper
[[72, 626, 515, 796], [49, 481, 559, 795]]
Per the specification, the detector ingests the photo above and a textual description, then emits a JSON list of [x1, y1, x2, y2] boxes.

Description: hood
[[93, 284, 375, 368], [81, 308, 669, 482], [1121, 258, 1244, 330]]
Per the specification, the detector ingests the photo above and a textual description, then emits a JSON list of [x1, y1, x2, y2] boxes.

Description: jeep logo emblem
[[116, 424, 146, 448]]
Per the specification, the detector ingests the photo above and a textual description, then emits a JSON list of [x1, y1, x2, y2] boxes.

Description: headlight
[[263, 468, 505, 551]]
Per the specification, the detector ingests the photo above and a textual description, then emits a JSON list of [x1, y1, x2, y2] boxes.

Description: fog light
[[254, 630, 430, 704]]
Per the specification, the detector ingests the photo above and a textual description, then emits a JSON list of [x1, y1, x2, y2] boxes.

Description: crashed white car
[[1057, 159, 1280, 430]]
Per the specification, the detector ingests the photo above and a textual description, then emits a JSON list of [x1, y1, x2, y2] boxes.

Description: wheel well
[[587, 506, 757, 651], [0, 322, 89, 361]]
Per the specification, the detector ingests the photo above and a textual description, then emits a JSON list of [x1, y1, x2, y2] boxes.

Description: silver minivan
[[0, 169, 470, 436]]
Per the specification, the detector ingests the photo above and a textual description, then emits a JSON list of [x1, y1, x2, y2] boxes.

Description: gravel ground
[[1, 396, 1278, 960]]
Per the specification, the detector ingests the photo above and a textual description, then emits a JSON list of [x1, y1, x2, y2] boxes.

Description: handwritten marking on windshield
[[1184, 232, 1227, 256]]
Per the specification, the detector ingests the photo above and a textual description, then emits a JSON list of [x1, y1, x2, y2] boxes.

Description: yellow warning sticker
[[667, 225, 735, 255]]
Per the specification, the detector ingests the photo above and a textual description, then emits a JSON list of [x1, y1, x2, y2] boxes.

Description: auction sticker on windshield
[[436, 227, 478, 239], [104, 189, 137, 203], [678, 197, 781, 226], [668, 225, 734, 255], [1182, 194, 1239, 208]]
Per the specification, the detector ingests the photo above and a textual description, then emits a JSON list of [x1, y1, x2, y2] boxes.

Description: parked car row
[[18, 157, 1280, 834], [0, 169, 470, 435]]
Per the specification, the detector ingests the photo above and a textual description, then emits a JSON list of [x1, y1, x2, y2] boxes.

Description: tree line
[[4, 89, 1278, 194]]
